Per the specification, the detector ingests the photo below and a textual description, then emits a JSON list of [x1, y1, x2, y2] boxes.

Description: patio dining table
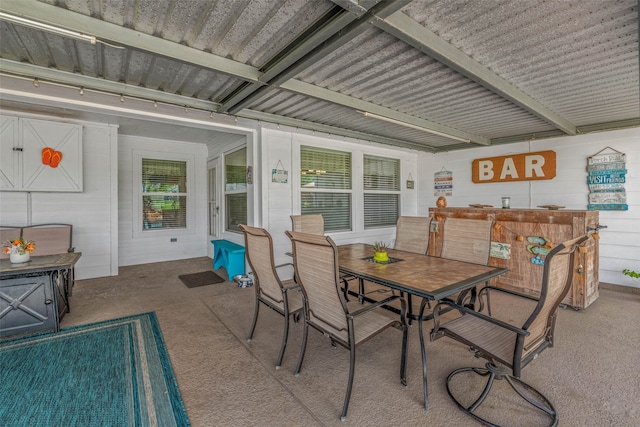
[[337, 243, 509, 410]]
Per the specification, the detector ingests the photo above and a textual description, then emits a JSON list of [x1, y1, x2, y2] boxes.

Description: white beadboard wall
[[258, 127, 420, 269], [118, 135, 209, 266], [0, 112, 118, 280], [2, 108, 636, 290], [417, 127, 640, 289]]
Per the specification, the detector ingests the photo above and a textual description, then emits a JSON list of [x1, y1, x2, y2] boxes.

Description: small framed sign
[[406, 173, 414, 189], [271, 160, 288, 184]]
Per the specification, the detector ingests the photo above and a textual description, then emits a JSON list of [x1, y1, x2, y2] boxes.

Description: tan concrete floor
[[62, 257, 640, 427]]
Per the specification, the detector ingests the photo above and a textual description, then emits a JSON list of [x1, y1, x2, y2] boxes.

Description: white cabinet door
[[0, 117, 83, 192], [0, 116, 19, 190], [21, 118, 83, 192]]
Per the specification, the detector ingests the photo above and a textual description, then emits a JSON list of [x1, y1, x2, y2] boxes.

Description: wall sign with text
[[472, 150, 556, 183], [587, 147, 627, 210]]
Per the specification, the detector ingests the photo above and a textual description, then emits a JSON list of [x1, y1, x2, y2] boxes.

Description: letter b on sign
[[478, 160, 494, 181]]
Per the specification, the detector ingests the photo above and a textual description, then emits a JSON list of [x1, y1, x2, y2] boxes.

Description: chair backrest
[[0, 226, 22, 259], [286, 230, 348, 337], [16, 224, 73, 256], [394, 216, 431, 254], [239, 225, 285, 304], [521, 235, 589, 358], [441, 217, 492, 265], [290, 214, 324, 235]]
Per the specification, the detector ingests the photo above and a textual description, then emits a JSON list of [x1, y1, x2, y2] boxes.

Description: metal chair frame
[[286, 230, 409, 421], [240, 224, 304, 369], [430, 235, 589, 427]]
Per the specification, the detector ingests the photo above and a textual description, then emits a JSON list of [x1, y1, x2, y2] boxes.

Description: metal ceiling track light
[[0, 12, 123, 49], [0, 12, 96, 44], [358, 111, 470, 143]]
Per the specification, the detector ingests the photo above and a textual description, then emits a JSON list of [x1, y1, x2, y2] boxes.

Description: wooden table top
[[338, 243, 508, 301]]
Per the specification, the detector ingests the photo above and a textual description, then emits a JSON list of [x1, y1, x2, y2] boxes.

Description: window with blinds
[[300, 146, 352, 232], [363, 155, 400, 229], [225, 147, 247, 232], [142, 159, 187, 230]]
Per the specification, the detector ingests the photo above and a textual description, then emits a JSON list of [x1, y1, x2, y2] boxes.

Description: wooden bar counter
[[428, 207, 599, 309]]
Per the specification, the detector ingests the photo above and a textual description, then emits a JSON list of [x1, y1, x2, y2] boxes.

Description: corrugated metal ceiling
[[0, 0, 637, 152]]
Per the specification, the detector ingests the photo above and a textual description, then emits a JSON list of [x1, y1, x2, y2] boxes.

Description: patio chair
[[430, 234, 590, 427], [440, 217, 493, 308], [239, 224, 304, 369], [393, 215, 431, 254], [21, 223, 74, 256], [290, 214, 324, 235], [358, 216, 432, 313], [286, 230, 408, 421], [20, 224, 76, 304], [441, 217, 492, 264], [291, 214, 358, 301]]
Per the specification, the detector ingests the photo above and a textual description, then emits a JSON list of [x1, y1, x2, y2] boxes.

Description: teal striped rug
[[0, 312, 190, 427]]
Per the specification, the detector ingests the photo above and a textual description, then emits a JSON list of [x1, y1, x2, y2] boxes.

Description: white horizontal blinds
[[301, 193, 351, 231], [300, 146, 352, 232], [363, 155, 400, 229], [225, 147, 247, 232], [142, 159, 187, 230]]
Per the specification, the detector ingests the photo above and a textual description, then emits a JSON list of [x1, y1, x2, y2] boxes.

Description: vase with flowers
[[3, 236, 36, 264], [372, 241, 390, 263]]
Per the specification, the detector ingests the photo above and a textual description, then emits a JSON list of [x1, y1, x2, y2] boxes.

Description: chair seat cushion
[[441, 314, 517, 367]]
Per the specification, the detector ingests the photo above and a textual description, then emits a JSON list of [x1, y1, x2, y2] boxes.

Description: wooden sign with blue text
[[472, 150, 556, 183], [587, 148, 628, 210]]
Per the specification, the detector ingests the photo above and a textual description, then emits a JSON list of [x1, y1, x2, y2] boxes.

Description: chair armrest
[[431, 300, 529, 340], [477, 285, 539, 315], [478, 285, 539, 302], [275, 263, 298, 291], [282, 283, 300, 292], [275, 262, 294, 269], [348, 295, 406, 319]]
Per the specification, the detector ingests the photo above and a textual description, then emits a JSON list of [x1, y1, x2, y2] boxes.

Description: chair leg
[[247, 297, 260, 342], [342, 276, 350, 301], [294, 320, 309, 377], [276, 311, 290, 369], [418, 298, 430, 410], [446, 362, 559, 427], [340, 344, 357, 421], [400, 321, 408, 386], [505, 375, 558, 417]]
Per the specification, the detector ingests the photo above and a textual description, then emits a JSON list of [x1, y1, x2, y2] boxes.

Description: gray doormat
[[179, 271, 225, 288]]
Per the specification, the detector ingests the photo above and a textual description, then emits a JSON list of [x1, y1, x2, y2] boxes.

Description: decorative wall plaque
[[587, 147, 627, 211]]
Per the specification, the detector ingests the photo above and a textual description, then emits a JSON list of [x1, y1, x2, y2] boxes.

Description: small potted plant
[[372, 241, 390, 263]]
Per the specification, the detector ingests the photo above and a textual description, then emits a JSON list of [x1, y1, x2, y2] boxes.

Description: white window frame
[[363, 154, 401, 229], [299, 145, 353, 232], [133, 150, 195, 238]]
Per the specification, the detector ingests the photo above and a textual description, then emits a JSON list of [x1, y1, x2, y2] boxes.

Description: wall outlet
[[170, 238, 177, 242]]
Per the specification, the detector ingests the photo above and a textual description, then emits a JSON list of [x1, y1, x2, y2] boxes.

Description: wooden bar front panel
[[428, 208, 599, 309]]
